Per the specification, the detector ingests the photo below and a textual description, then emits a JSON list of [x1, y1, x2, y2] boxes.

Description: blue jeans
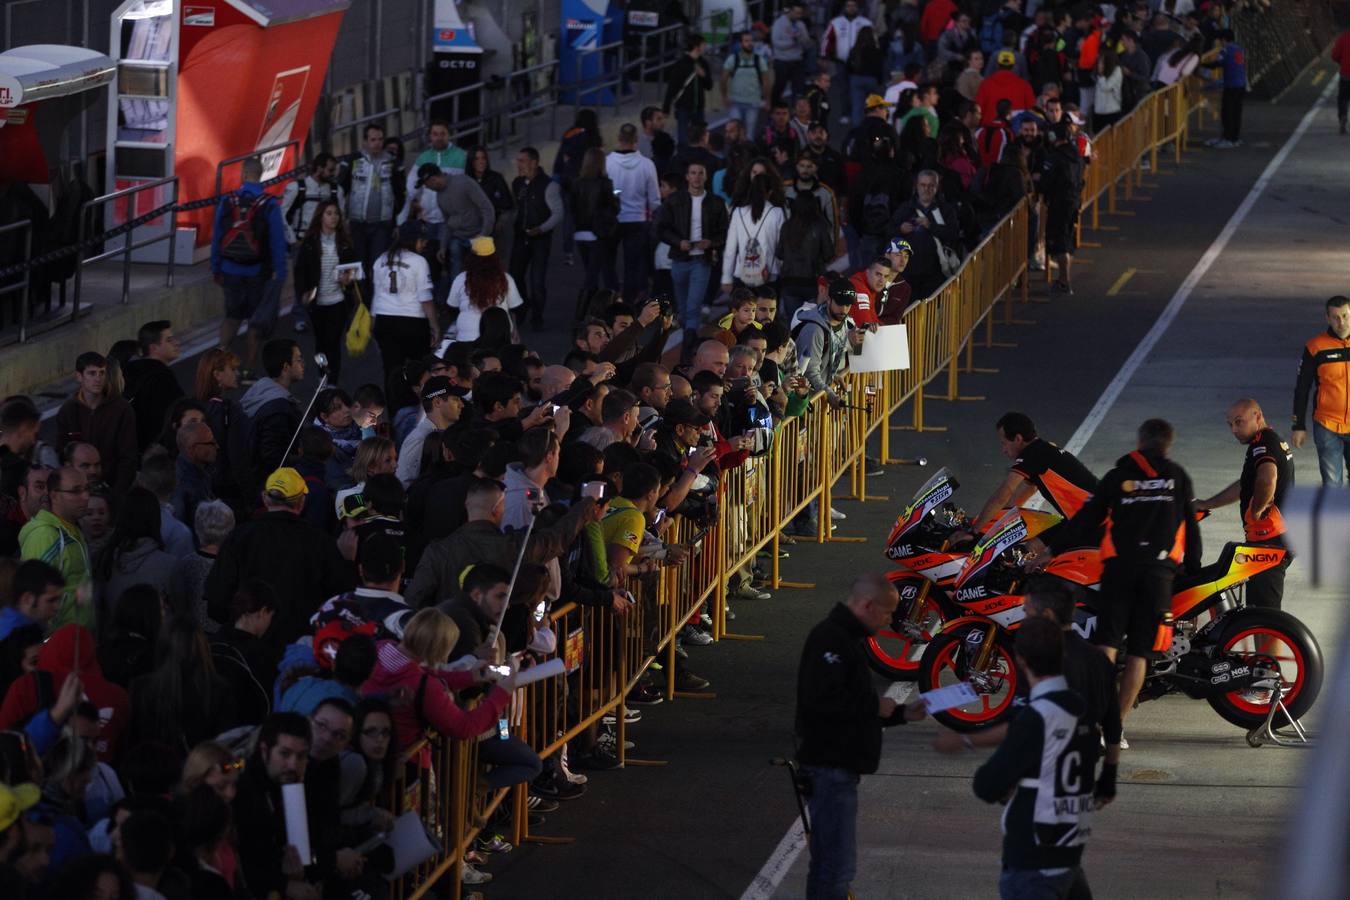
[[998, 866, 1083, 900], [726, 102, 762, 139], [670, 258, 713, 333], [849, 75, 882, 125], [1313, 420, 1350, 486], [802, 765, 858, 900], [477, 735, 543, 790]]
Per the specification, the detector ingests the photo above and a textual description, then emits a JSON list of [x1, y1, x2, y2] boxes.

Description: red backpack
[[219, 191, 272, 268]]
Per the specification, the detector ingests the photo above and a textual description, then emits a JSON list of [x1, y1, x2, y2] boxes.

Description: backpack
[[859, 190, 894, 237], [737, 209, 770, 287], [729, 51, 763, 77], [219, 191, 272, 268], [284, 182, 308, 233]]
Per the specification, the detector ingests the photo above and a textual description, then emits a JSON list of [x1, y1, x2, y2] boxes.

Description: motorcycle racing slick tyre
[[1206, 607, 1323, 731], [917, 622, 1019, 733]]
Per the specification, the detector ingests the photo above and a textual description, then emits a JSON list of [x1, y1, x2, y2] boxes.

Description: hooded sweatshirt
[[792, 303, 853, 396], [502, 463, 562, 601], [0, 623, 130, 762], [98, 536, 177, 619], [605, 150, 661, 223], [240, 377, 300, 481], [361, 640, 510, 751], [0, 606, 36, 642]]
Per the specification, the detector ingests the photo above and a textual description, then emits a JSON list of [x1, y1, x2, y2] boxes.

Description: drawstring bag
[[738, 209, 769, 287], [345, 282, 372, 356]]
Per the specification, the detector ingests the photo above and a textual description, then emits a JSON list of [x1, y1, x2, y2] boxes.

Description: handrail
[[70, 175, 179, 322], [213, 138, 302, 200], [0, 220, 33, 343]]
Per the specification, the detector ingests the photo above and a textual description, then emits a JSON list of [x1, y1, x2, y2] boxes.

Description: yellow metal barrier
[[384, 75, 1212, 899]]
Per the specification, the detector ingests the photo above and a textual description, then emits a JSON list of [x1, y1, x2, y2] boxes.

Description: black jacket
[[655, 190, 729, 263], [245, 396, 302, 489], [123, 358, 184, 452], [795, 603, 907, 773], [571, 175, 620, 237], [204, 396, 250, 503], [293, 233, 359, 303], [472, 169, 515, 215], [233, 758, 288, 898], [204, 510, 356, 651], [664, 54, 711, 113], [1051, 450, 1202, 574], [777, 215, 836, 287], [1039, 141, 1085, 219]]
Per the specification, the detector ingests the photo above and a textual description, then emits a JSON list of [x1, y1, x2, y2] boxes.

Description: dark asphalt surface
[[32, 68, 1334, 900]]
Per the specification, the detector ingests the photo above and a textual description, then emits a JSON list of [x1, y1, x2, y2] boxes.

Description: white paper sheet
[[918, 681, 980, 714], [513, 657, 566, 687], [281, 782, 312, 864], [850, 324, 911, 373]]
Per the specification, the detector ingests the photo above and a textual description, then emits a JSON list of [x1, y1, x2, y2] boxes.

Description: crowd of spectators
[[0, 1, 1263, 896]]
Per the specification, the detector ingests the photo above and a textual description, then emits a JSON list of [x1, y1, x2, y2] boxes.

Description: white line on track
[[739, 819, 808, 900], [1060, 77, 1334, 459], [742, 78, 1335, 899]]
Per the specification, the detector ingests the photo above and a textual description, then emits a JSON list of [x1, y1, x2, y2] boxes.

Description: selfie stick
[[487, 489, 547, 647], [279, 353, 331, 466]]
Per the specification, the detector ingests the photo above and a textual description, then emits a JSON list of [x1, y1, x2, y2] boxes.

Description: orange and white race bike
[[915, 508, 1324, 735], [869, 468, 1060, 679]]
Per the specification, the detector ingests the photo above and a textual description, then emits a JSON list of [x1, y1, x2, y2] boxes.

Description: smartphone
[[549, 403, 561, 415], [582, 480, 607, 500], [727, 376, 751, 393], [686, 446, 699, 458], [488, 664, 512, 678]]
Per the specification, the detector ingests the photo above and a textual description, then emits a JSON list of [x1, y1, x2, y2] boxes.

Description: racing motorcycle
[[914, 508, 1324, 734], [868, 468, 1060, 679]]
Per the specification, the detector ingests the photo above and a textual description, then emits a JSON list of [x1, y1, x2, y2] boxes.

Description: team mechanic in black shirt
[[1196, 399, 1294, 609], [794, 572, 925, 900], [1028, 419, 1202, 741], [967, 413, 1100, 539]]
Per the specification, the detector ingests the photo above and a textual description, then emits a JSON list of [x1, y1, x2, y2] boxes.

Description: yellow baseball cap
[[471, 235, 496, 257], [864, 94, 894, 111], [264, 467, 308, 500], [0, 782, 40, 831], [997, 50, 1016, 67]]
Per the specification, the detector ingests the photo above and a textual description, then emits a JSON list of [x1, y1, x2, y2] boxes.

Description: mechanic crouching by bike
[[794, 573, 925, 900], [1026, 418, 1201, 747], [1195, 398, 1294, 609]]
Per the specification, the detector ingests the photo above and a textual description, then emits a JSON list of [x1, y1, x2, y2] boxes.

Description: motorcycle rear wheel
[[1206, 607, 1323, 730], [918, 624, 1019, 732], [865, 575, 946, 680]]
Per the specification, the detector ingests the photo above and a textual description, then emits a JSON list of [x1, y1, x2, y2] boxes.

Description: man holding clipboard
[[793, 572, 925, 900]]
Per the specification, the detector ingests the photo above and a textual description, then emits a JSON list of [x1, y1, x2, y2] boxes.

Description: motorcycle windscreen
[[887, 466, 958, 546], [955, 507, 1028, 589]]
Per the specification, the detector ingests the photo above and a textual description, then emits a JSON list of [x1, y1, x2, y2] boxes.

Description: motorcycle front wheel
[[865, 574, 946, 680], [1206, 607, 1324, 730], [917, 624, 1019, 732]]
